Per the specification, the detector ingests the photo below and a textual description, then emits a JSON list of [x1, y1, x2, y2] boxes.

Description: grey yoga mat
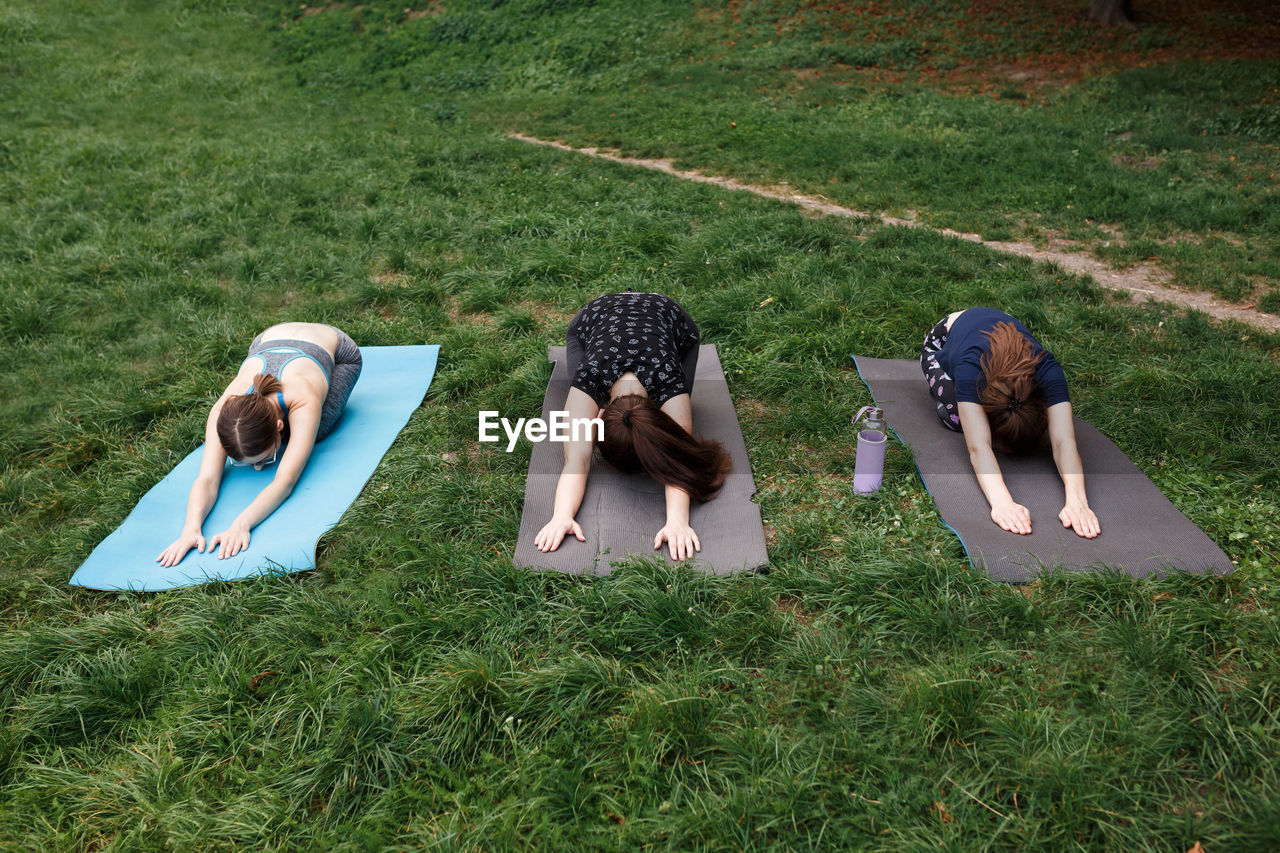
[[853, 356, 1233, 582], [514, 345, 768, 576]]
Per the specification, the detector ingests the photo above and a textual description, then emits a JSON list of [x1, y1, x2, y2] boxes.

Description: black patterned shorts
[[920, 317, 962, 432]]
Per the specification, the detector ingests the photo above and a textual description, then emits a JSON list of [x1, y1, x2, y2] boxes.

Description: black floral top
[[568, 292, 700, 407]]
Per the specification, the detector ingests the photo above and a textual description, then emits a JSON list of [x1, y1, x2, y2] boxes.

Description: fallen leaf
[[249, 671, 279, 691], [1186, 843, 1205, 853], [932, 801, 954, 824]]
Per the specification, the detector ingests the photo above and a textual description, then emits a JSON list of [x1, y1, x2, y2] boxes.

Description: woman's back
[[255, 322, 340, 358]]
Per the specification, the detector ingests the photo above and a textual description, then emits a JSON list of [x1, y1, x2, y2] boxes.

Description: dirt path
[[509, 132, 1280, 334]]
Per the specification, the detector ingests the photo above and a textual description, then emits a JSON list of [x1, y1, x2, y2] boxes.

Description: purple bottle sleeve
[[853, 430, 886, 493]]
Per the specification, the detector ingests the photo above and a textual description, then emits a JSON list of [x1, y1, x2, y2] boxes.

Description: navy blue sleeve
[[953, 362, 983, 404], [1035, 351, 1070, 407]]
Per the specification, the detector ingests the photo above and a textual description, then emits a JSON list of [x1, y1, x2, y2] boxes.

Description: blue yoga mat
[[70, 345, 439, 591]]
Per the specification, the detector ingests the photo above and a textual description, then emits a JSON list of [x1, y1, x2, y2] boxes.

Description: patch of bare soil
[[1110, 154, 1164, 171], [720, 0, 1280, 99], [288, 3, 444, 28], [734, 396, 769, 419], [516, 299, 572, 328], [442, 295, 489, 325], [372, 269, 413, 288], [404, 2, 445, 22], [774, 595, 812, 625], [509, 132, 1280, 334], [298, 2, 345, 18]]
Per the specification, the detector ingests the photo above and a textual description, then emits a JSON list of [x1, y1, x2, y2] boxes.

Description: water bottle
[[851, 405, 887, 494]]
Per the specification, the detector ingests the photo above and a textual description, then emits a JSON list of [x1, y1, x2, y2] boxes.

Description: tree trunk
[[1089, 0, 1136, 27]]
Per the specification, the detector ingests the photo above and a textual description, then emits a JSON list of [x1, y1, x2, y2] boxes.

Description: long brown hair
[[978, 321, 1048, 454], [216, 373, 284, 461], [599, 395, 731, 503]]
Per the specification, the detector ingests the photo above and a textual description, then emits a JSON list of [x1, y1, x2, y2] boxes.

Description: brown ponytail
[[216, 373, 284, 461], [978, 322, 1048, 454], [600, 395, 731, 503]]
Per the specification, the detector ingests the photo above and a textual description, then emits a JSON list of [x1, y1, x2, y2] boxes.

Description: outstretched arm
[[208, 403, 320, 559], [958, 401, 1032, 535], [534, 387, 598, 552], [1047, 402, 1100, 538], [157, 395, 233, 567], [654, 393, 700, 560]]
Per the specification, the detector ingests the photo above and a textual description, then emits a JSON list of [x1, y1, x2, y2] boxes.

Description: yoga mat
[[514, 345, 767, 576], [852, 356, 1233, 582], [70, 345, 440, 591]]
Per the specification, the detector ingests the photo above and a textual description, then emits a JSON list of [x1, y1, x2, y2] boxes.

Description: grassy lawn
[[272, 0, 1280, 311], [1, 0, 1279, 849]]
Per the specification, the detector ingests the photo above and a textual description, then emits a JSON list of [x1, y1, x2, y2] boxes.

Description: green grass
[[2, 0, 1280, 849], [266, 0, 1280, 311]]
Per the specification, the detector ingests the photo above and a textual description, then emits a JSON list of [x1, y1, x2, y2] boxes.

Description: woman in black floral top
[[535, 293, 731, 560]]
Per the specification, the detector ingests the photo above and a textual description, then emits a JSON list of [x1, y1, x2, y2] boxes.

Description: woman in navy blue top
[[921, 308, 1100, 539]]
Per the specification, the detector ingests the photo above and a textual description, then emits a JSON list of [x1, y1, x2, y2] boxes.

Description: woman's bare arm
[[534, 387, 599, 552], [1047, 402, 1100, 538], [958, 401, 1032, 535], [655, 393, 700, 559], [207, 401, 321, 559], [157, 383, 240, 566]]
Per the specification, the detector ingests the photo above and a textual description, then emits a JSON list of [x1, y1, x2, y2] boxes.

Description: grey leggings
[[248, 326, 362, 441], [318, 328, 362, 440], [920, 317, 961, 432]]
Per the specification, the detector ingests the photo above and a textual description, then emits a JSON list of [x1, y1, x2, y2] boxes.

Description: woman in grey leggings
[[157, 322, 362, 566]]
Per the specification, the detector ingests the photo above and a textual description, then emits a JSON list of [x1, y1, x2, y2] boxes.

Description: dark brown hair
[[978, 321, 1048, 454], [599, 395, 731, 503], [216, 373, 284, 461]]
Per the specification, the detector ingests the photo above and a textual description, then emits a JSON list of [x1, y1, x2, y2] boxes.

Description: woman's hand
[[990, 501, 1032, 535], [535, 516, 585, 553], [156, 531, 206, 567], [654, 522, 701, 561], [209, 524, 251, 559], [1059, 502, 1100, 539]]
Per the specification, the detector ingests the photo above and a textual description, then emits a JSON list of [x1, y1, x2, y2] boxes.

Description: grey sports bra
[[240, 338, 335, 431], [243, 338, 334, 384]]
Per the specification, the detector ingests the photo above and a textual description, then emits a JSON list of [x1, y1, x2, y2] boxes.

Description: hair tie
[[622, 409, 632, 427], [1007, 396, 1023, 413]]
